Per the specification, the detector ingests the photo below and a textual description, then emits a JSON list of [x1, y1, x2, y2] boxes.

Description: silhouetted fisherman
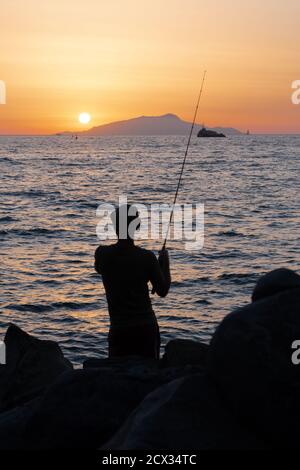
[[95, 204, 171, 359]]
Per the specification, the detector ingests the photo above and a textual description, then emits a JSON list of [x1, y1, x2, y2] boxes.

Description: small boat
[[197, 127, 226, 138]]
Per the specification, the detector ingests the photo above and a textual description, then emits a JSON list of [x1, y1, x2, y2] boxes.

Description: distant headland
[[59, 114, 242, 137]]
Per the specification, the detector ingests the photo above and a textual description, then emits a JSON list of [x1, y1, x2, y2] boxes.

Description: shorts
[[108, 320, 160, 360]]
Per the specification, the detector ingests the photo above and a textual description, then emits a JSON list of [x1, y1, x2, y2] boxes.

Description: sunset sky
[[1, 0, 300, 134]]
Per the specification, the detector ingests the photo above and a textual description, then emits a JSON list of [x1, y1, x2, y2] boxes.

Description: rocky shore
[[1, 268, 300, 450]]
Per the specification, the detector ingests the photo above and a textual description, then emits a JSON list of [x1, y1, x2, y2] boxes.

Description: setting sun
[[78, 113, 91, 125]]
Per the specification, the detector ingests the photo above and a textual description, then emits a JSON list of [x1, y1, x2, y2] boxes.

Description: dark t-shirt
[[95, 243, 165, 328]]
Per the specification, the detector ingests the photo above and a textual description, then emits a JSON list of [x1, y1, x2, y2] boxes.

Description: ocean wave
[[32, 279, 61, 286], [217, 229, 248, 237], [76, 201, 98, 209], [204, 250, 246, 260], [0, 216, 16, 223], [49, 316, 83, 324], [0, 156, 22, 165], [171, 281, 186, 287], [217, 272, 258, 281], [195, 299, 211, 305], [51, 301, 98, 310], [7, 300, 98, 313], [0, 227, 69, 237], [0, 189, 61, 198], [7, 303, 54, 313]]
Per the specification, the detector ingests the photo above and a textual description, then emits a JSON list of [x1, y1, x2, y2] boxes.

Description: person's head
[[111, 204, 140, 240]]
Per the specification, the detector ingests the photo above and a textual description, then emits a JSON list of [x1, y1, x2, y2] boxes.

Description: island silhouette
[[60, 114, 241, 136]]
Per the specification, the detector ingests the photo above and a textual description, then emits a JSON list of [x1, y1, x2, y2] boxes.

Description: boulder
[[252, 267, 300, 302], [208, 269, 300, 448], [83, 355, 159, 374], [161, 339, 209, 368], [0, 336, 208, 449], [84, 354, 205, 384], [3, 268, 299, 450], [0, 324, 73, 411], [103, 374, 266, 450], [0, 399, 39, 450], [24, 367, 167, 449]]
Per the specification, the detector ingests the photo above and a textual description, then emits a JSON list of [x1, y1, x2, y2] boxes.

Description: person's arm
[[149, 249, 171, 297], [94, 246, 102, 275]]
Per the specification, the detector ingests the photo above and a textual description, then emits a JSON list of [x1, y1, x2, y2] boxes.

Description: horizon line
[[0, 132, 300, 137], [1, 113, 299, 136]]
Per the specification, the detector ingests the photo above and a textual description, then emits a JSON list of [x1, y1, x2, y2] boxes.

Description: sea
[[0, 135, 299, 366]]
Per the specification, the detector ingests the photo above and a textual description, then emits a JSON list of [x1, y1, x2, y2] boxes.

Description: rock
[[0, 399, 40, 450], [208, 269, 300, 448], [0, 336, 209, 450], [161, 339, 209, 368], [83, 354, 207, 385], [25, 368, 167, 449], [197, 127, 226, 138], [252, 268, 300, 302], [103, 374, 266, 450], [24, 354, 208, 449], [0, 324, 73, 411], [84, 354, 205, 384], [3, 268, 299, 450], [83, 355, 159, 374]]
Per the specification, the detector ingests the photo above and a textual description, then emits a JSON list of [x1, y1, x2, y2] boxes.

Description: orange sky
[[1, 0, 300, 134]]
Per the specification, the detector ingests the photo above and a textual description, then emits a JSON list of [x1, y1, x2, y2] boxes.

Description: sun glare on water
[[78, 112, 91, 124]]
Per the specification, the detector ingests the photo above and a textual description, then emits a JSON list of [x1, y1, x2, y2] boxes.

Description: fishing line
[[162, 70, 207, 250]]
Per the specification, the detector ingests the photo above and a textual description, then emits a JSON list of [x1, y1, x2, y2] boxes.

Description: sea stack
[[197, 127, 226, 138]]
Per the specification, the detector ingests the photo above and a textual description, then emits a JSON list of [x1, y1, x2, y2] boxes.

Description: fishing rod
[[162, 70, 207, 250]]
